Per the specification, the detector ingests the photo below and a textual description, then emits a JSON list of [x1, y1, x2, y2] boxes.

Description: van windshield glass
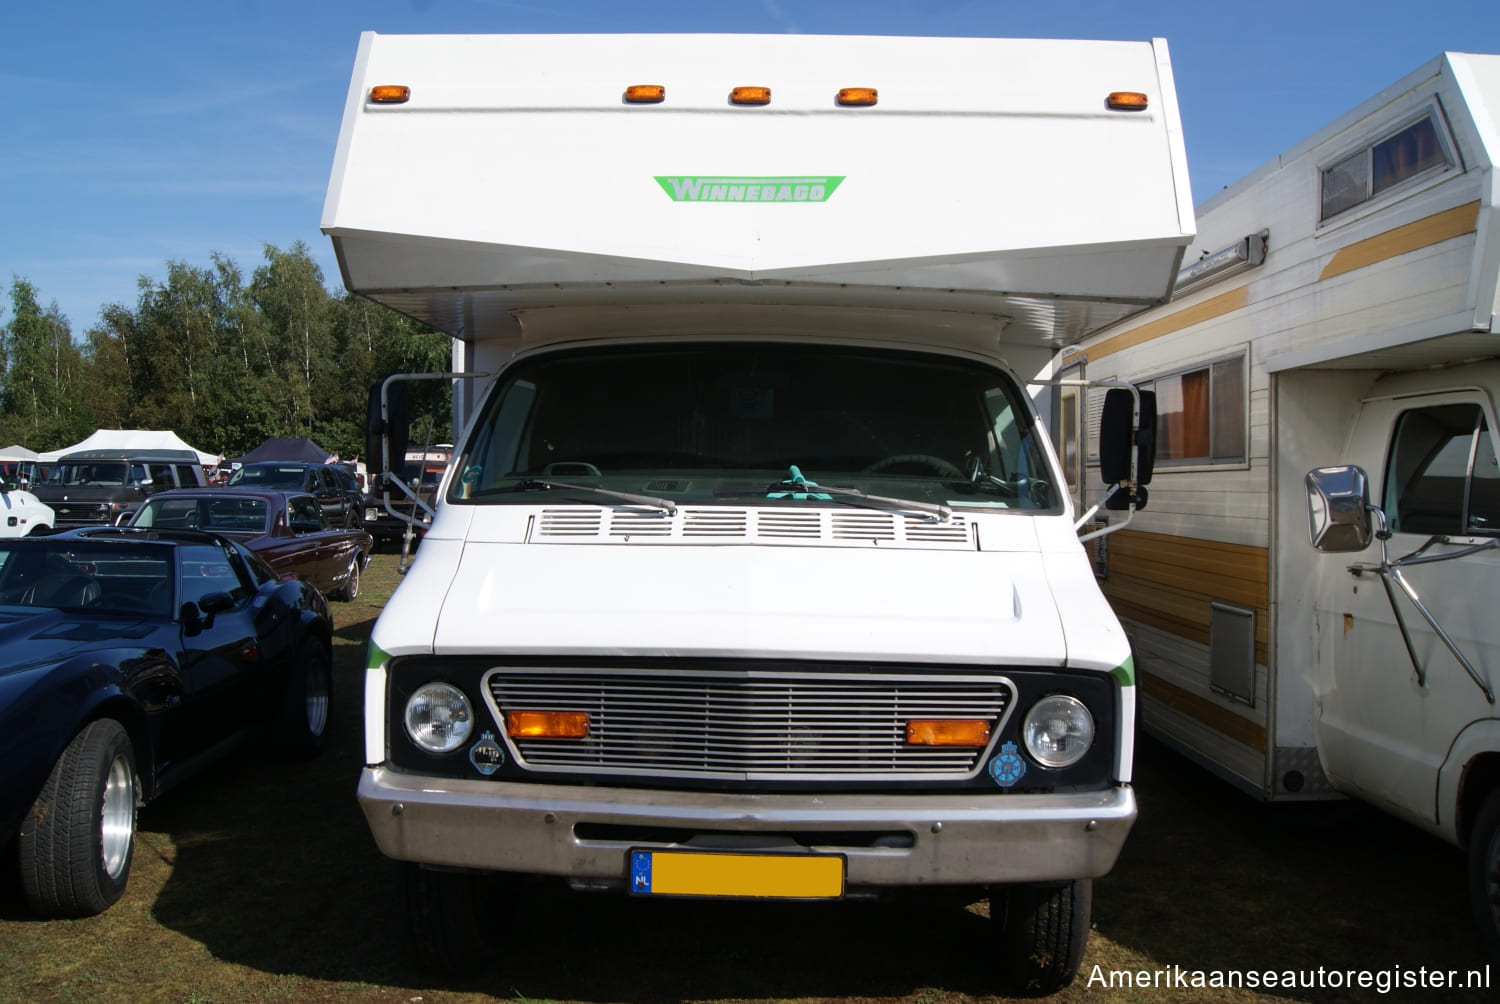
[[451, 342, 1057, 511], [43, 462, 131, 487]]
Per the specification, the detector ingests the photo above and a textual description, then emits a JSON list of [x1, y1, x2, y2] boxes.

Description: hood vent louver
[[535, 506, 975, 550]]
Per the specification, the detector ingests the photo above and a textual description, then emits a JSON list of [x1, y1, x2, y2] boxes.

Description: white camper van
[[322, 32, 1194, 992], [1067, 51, 1500, 958]]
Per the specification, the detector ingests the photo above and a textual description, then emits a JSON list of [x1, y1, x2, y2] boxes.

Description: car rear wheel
[[18, 719, 138, 917], [334, 553, 362, 601], [273, 639, 331, 758]]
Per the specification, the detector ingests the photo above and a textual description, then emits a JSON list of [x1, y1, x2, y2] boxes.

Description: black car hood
[[0, 606, 158, 680]]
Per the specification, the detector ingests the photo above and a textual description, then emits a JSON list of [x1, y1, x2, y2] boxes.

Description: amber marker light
[[507, 710, 591, 739], [906, 719, 993, 747], [730, 86, 772, 106], [624, 84, 666, 104], [368, 85, 412, 104], [836, 87, 878, 107], [1106, 91, 1149, 111]]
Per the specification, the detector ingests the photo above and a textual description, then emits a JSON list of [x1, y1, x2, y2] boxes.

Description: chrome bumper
[[358, 767, 1137, 887]]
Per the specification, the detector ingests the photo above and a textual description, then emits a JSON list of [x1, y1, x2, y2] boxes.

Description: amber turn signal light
[[369, 85, 411, 104], [1106, 91, 1149, 111], [906, 719, 993, 747], [507, 710, 590, 739], [624, 84, 666, 104], [730, 86, 772, 106], [836, 87, 878, 107]]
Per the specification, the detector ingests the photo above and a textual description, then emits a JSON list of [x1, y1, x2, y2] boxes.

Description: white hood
[[378, 534, 1070, 666]]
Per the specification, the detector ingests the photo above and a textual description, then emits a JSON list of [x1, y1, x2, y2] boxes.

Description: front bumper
[[358, 767, 1136, 888]]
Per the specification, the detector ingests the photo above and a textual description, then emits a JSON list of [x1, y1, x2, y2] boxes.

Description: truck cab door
[[1313, 392, 1500, 828]]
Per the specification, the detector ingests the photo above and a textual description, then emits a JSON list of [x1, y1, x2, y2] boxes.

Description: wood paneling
[[1097, 529, 1269, 664], [1319, 201, 1479, 280]]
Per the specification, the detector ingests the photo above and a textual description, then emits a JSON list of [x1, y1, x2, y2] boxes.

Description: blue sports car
[[0, 527, 333, 917]]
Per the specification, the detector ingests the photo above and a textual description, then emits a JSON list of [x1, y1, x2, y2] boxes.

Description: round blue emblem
[[989, 741, 1027, 788]]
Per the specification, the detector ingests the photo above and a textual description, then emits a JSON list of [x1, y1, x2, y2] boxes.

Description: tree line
[[1, 242, 453, 464]]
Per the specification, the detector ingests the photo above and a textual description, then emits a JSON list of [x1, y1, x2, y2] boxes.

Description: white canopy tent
[[0, 445, 40, 462], [38, 430, 218, 466]]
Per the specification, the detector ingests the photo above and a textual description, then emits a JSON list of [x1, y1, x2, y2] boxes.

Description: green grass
[[0, 551, 1493, 1003]]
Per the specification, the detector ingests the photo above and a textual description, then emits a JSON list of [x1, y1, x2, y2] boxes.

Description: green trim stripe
[[655, 176, 845, 203], [366, 640, 390, 672], [1110, 655, 1136, 688]]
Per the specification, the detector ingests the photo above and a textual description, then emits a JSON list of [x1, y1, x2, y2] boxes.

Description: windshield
[[228, 465, 304, 489], [451, 342, 1057, 512], [131, 495, 269, 533], [0, 541, 173, 615], [44, 462, 131, 487]]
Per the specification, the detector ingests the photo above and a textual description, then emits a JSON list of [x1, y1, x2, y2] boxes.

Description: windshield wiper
[[715, 466, 951, 522], [504, 479, 677, 515]]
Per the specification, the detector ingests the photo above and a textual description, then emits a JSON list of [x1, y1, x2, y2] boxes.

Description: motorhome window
[[451, 343, 1055, 511], [1382, 403, 1497, 535], [1319, 113, 1453, 222], [1140, 355, 1246, 465]]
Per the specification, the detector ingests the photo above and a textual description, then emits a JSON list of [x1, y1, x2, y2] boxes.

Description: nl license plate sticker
[[629, 849, 845, 900]]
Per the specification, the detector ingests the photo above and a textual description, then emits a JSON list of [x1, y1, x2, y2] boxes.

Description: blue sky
[[3, 0, 1498, 335]]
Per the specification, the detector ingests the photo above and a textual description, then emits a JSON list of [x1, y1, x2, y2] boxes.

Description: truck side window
[[1383, 403, 1495, 535]]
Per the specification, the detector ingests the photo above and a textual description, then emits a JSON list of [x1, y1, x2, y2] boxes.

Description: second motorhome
[[1068, 51, 1500, 959], [323, 31, 1194, 993]]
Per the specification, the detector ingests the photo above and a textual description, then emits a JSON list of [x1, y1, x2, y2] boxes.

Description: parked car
[[0, 527, 333, 917], [32, 448, 207, 528], [126, 490, 372, 600], [360, 461, 443, 545], [224, 462, 362, 527]]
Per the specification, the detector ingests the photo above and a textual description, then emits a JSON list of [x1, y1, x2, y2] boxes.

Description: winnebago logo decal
[[655, 176, 844, 203]]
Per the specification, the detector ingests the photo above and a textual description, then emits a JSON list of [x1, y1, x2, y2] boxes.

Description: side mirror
[[0, 480, 16, 493], [1306, 465, 1373, 552], [366, 379, 411, 481], [1098, 387, 1157, 510], [199, 591, 235, 614]]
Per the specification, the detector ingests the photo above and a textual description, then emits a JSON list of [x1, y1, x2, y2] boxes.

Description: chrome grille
[[483, 668, 1013, 781]]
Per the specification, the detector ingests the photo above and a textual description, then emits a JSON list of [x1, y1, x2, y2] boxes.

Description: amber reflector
[[1106, 91, 1149, 111], [730, 86, 772, 106], [906, 719, 993, 747], [369, 85, 412, 104], [624, 84, 666, 104], [507, 710, 590, 739], [836, 87, 878, 107]]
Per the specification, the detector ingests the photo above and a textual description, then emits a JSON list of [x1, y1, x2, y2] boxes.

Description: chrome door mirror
[[1306, 465, 1373, 552]]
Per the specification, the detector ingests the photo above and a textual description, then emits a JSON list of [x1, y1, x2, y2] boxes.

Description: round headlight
[[1021, 694, 1095, 768], [404, 682, 474, 753]]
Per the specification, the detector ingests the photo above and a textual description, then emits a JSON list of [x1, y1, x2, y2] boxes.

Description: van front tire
[[1470, 788, 1500, 962], [991, 879, 1091, 996], [399, 863, 487, 974]]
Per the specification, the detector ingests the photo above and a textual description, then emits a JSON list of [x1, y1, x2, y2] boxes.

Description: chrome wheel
[[100, 751, 137, 880]]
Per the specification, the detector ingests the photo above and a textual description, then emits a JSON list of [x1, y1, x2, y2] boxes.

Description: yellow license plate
[[629, 849, 845, 899]]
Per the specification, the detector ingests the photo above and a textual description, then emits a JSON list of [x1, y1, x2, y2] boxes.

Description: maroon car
[[125, 490, 373, 600]]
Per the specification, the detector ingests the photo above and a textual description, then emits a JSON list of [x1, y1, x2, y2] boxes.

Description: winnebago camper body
[[1068, 51, 1500, 957], [322, 32, 1194, 992]]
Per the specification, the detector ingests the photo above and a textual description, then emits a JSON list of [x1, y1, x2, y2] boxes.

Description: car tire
[[335, 553, 362, 602], [1469, 787, 1500, 961], [273, 639, 332, 758], [991, 879, 1091, 996], [18, 719, 138, 918], [399, 862, 487, 974]]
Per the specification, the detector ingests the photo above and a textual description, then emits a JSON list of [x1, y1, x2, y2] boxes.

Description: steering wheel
[[861, 454, 965, 479]]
